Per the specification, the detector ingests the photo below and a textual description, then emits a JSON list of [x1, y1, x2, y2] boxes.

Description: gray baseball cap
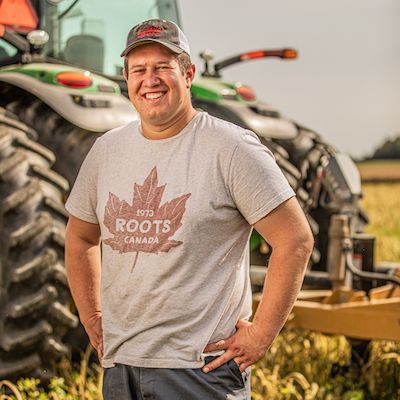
[[120, 19, 191, 57]]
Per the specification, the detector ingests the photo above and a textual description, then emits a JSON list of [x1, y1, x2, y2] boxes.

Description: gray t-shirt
[[65, 112, 295, 369]]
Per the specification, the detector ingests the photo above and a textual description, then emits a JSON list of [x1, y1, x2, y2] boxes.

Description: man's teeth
[[145, 92, 164, 99]]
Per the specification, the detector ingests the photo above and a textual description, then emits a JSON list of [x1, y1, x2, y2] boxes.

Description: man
[[65, 19, 314, 400]]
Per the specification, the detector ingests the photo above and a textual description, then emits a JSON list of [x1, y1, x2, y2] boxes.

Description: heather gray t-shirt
[[65, 112, 295, 369]]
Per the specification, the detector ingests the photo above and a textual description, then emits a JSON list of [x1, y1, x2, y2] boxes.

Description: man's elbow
[[296, 226, 314, 265], [66, 216, 101, 247]]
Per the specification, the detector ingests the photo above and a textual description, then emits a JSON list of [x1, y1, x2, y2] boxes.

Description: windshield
[[42, 0, 180, 75]]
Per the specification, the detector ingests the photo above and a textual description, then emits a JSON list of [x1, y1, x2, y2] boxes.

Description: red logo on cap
[[137, 25, 163, 38]]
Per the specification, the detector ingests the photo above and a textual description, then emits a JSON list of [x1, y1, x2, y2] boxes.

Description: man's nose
[[143, 69, 160, 86]]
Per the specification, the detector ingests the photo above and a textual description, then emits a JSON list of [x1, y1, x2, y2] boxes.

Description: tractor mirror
[[27, 30, 49, 47]]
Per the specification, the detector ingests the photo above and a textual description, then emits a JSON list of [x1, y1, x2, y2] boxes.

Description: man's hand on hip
[[202, 319, 271, 373]]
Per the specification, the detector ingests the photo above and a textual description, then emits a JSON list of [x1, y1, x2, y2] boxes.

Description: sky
[[177, 0, 400, 159]]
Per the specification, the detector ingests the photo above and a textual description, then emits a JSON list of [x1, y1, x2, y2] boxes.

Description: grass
[[251, 329, 400, 399], [357, 159, 400, 182], [0, 347, 102, 400], [360, 182, 400, 262]]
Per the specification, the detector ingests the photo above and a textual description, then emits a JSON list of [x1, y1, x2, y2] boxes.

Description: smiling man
[[65, 19, 314, 400], [123, 42, 196, 139]]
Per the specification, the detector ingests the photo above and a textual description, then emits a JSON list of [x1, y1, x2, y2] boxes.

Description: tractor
[[0, 0, 398, 379]]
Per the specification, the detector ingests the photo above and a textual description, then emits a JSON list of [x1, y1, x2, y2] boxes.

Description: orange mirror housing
[[0, 0, 38, 33]]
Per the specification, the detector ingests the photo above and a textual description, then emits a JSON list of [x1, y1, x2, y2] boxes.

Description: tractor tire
[[264, 139, 321, 259], [274, 126, 367, 271], [5, 96, 101, 185], [0, 108, 78, 380]]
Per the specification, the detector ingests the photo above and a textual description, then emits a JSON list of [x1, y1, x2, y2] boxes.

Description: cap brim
[[120, 39, 184, 57]]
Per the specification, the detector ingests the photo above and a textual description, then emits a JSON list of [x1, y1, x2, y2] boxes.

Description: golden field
[[360, 182, 400, 263], [357, 159, 400, 182]]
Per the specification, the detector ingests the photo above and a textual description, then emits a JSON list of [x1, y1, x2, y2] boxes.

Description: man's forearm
[[251, 242, 312, 344], [65, 219, 103, 359], [66, 239, 101, 325]]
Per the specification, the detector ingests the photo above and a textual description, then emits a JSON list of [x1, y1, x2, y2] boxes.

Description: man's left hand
[[202, 319, 272, 373]]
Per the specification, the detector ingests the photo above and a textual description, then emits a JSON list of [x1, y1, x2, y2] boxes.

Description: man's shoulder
[[199, 112, 259, 147], [97, 119, 139, 145]]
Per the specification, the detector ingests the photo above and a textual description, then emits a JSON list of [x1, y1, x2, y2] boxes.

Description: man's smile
[[143, 91, 167, 100]]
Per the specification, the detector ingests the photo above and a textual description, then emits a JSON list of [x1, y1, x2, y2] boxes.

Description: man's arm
[[203, 197, 314, 373], [65, 215, 103, 359]]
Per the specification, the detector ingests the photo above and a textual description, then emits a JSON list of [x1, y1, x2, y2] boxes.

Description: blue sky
[[178, 0, 400, 158]]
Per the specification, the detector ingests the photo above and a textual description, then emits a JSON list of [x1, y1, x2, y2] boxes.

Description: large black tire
[[274, 126, 367, 271], [261, 138, 322, 264], [0, 108, 78, 379], [246, 136, 322, 268], [4, 93, 101, 185]]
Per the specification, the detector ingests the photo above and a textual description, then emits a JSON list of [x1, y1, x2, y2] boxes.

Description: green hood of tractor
[[0, 63, 121, 94], [191, 77, 256, 103]]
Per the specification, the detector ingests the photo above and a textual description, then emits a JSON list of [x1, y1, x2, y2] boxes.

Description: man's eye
[[131, 69, 144, 74], [157, 66, 169, 71]]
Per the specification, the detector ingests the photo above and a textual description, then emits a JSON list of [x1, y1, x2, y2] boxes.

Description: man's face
[[125, 43, 195, 131]]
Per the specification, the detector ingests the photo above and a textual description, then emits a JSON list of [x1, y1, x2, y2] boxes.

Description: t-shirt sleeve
[[228, 132, 295, 225], [65, 138, 103, 224]]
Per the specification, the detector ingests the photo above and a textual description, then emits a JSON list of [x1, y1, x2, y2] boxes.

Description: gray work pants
[[102, 357, 250, 400]]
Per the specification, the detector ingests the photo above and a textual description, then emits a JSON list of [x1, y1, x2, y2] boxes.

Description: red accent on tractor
[[240, 49, 298, 61], [236, 85, 256, 101], [240, 51, 267, 60], [56, 72, 93, 88], [0, 0, 38, 33]]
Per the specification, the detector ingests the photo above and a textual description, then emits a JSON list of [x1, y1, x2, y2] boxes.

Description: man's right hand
[[83, 313, 103, 361]]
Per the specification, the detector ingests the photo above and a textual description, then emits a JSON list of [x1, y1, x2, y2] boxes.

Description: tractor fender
[[323, 152, 362, 199], [212, 99, 298, 140], [0, 72, 138, 132]]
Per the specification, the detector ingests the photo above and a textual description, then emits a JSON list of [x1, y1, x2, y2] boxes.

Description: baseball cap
[[120, 19, 191, 57]]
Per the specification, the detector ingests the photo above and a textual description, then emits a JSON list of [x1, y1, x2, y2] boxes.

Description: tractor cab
[[0, 0, 180, 73]]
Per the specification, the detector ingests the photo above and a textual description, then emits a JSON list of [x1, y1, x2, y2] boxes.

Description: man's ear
[[186, 64, 196, 88], [123, 57, 129, 81]]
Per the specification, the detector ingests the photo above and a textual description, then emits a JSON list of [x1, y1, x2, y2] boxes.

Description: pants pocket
[[227, 359, 247, 387]]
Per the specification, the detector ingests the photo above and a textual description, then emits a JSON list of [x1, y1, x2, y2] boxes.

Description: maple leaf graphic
[[103, 167, 191, 271]]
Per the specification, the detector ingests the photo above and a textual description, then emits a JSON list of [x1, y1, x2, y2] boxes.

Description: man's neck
[[141, 108, 198, 140]]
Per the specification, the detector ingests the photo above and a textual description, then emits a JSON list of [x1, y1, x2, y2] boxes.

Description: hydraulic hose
[[343, 239, 400, 286]]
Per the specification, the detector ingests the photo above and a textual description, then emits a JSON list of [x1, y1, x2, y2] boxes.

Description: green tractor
[[1, 0, 397, 380]]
